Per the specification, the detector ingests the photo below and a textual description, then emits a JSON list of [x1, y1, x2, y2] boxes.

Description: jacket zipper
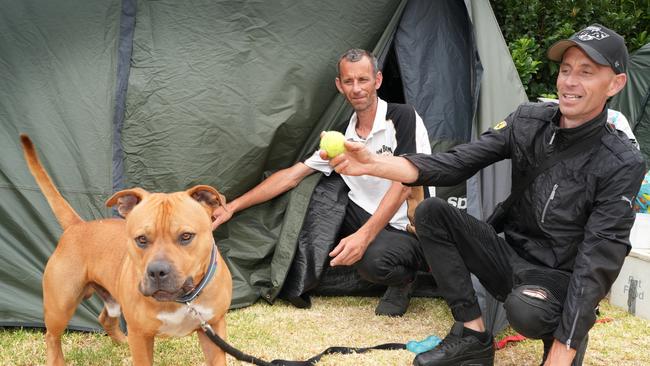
[[566, 286, 584, 350], [566, 308, 580, 350], [541, 184, 558, 223]]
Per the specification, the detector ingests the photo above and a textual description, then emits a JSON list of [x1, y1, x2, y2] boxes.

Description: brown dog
[[20, 135, 232, 366]]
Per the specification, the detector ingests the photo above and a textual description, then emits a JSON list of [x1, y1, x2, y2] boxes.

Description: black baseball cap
[[547, 24, 628, 74]]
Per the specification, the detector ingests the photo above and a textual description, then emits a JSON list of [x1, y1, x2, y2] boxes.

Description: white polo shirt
[[305, 98, 431, 230]]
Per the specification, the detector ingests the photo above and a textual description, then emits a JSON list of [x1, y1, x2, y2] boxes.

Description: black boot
[[413, 322, 494, 366], [572, 335, 588, 366], [375, 282, 413, 317], [540, 338, 553, 366]]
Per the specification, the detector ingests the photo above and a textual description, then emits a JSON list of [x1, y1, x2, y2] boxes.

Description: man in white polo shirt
[[212, 48, 431, 316]]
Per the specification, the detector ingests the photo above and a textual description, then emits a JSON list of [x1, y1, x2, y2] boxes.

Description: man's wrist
[[355, 226, 375, 243], [370, 154, 390, 176], [225, 201, 238, 214], [545, 338, 576, 365]]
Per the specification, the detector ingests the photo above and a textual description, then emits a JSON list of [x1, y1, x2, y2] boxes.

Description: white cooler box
[[630, 213, 650, 249], [609, 214, 650, 319], [610, 248, 650, 320]]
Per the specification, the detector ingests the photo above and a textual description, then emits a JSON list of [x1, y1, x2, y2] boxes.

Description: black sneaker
[[375, 282, 413, 317], [413, 322, 494, 366]]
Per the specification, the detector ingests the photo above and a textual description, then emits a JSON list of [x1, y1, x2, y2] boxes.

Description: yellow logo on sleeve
[[493, 120, 508, 130]]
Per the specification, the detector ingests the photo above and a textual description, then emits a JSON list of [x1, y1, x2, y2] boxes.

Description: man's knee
[[355, 259, 384, 284], [504, 285, 563, 339], [414, 197, 451, 228], [355, 248, 413, 286]]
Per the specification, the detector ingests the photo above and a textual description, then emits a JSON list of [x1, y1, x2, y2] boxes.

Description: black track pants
[[338, 200, 428, 287], [413, 197, 587, 363]]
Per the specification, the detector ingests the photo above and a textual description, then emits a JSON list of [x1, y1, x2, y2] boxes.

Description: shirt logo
[[376, 145, 393, 156], [577, 26, 610, 41], [621, 195, 632, 207], [493, 120, 507, 130]]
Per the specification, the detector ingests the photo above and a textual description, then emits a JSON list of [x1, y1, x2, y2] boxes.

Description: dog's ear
[[187, 185, 226, 213], [106, 188, 149, 218]]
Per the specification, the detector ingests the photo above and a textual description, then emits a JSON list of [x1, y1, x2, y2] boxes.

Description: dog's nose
[[147, 261, 171, 281]]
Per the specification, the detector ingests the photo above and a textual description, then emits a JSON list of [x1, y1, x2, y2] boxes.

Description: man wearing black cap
[[322, 24, 645, 365]]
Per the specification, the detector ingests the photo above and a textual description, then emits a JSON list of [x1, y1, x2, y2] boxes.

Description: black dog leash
[[269, 342, 406, 366], [187, 302, 405, 366], [180, 247, 405, 364]]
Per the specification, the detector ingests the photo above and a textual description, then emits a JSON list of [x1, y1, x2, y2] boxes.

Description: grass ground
[[1, 296, 648, 365]]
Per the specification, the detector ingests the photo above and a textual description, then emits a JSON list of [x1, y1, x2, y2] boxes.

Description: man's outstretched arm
[[212, 162, 315, 230], [322, 141, 419, 183]]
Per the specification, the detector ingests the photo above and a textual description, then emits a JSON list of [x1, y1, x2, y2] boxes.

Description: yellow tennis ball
[[320, 131, 346, 158]]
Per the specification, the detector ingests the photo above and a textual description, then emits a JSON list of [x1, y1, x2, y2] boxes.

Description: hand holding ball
[[320, 131, 346, 158]]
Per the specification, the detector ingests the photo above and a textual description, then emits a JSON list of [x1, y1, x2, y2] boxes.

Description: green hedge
[[490, 0, 650, 100]]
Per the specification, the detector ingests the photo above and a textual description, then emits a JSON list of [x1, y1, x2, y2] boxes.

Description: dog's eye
[[179, 232, 195, 245], [135, 235, 148, 248]]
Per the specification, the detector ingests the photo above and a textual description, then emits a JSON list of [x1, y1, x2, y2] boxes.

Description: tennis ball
[[320, 131, 346, 158]]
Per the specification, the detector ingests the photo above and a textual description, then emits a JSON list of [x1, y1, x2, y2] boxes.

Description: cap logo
[[576, 26, 610, 41], [493, 120, 507, 130]]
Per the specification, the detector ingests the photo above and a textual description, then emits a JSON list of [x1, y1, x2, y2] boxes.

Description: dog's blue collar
[[176, 244, 218, 303]]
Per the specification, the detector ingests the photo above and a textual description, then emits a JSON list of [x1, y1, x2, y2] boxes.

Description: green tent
[[611, 43, 650, 162], [0, 0, 526, 331]]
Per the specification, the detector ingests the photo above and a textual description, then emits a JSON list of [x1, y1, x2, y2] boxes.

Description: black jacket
[[404, 102, 645, 348]]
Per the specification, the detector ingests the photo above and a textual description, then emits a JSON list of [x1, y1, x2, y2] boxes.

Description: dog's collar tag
[[175, 244, 218, 303]]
